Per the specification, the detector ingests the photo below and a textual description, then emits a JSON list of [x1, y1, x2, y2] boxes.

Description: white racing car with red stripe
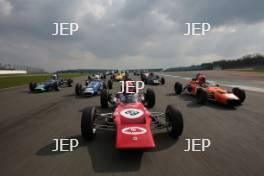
[[81, 87, 184, 149]]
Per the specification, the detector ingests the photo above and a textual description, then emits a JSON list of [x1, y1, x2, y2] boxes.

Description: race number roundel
[[121, 127, 147, 135], [120, 108, 144, 119]]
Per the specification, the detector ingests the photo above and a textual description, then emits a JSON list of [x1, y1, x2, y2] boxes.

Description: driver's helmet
[[150, 72, 154, 76], [121, 80, 136, 95], [195, 73, 202, 80], [52, 74, 58, 80], [198, 75, 206, 84], [94, 75, 100, 79]]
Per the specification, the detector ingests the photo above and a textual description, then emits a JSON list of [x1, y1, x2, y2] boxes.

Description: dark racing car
[[141, 73, 165, 85]]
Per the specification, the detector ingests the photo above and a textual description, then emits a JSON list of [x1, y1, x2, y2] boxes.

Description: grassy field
[[227, 68, 264, 73], [0, 73, 87, 89]]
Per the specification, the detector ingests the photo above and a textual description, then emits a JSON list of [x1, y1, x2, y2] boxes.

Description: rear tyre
[[75, 83, 81, 96], [174, 82, 183, 95], [100, 89, 109, 108], [54, 82, 60, 91], [67, 79, 73, 87], [196, 88, 208, 104], [81, 106, 96, 140], [166, 105, 183, 138], [145, 88, 155, 108], [29, 82, 36, 92], [161, 77, 165, 85], [232, 87, 246, 103], [108, 80, 113, 89]]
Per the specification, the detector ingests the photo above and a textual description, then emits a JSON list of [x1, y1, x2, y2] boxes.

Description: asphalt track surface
[[0, 71, 264, 176]]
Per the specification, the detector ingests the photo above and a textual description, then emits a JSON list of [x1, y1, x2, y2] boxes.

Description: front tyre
[[81, 107, 96, 140], [174, 82, 183, 95], [232, 87, 246, 103], [145, 88, 155, 108], [196, 88, 208, 104], [54, 82, 60, 91], [100, 89, 109, 108], [67, 79, 73, 87], [166, 105, 183, 138], [75, 83, 82, 96], [29, 82, 36, 92], [108, 80, 113, 89], [161, 77, 165, 85]]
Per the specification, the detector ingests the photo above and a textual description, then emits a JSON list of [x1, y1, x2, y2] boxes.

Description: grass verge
[[0, 73, 87, 89]]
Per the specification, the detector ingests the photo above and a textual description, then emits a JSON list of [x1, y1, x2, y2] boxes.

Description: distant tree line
[[57, 68, 162, 74], [165, 54, 264, 72]]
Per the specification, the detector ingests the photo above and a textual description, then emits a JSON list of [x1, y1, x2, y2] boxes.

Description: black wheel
[[54, 82, 60, 91], [29, 82, 36, 92], [161, 77, 165, 85], [108, 80, 113, 89], [81, 106, 96, 140], [75, 83, 81, 96], [166, 105, 183, 138], [145, 88, 155, 108], [174, 82, 183, 95], [102, 82, 107, 89], [100, 89, 109, 108], [232, 87, 246, 103], [67, 79, 73, 87], [196, 88, 208, 104]]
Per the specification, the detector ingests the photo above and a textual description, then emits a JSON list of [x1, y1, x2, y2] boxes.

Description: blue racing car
[[75, 79, 112, 96], [29, 79, 60, 92], [29, 74, 73, 93]]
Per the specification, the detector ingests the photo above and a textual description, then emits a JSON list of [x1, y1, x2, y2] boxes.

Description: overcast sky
[[0, 0, 264, 71]]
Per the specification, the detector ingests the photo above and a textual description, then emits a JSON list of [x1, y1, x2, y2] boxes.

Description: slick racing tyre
[[67, 79, 73, 87], [54, 82, 60, 91], [196, 88, 208, 104], [107, 80, 113, 90], [102, 82, 107, 89], [145, 88, 155, 108], [174, 82, 183, 95], [166, 105, 183, 138], [232, 87, 246, 103], [75, 83, 82, 96], [29, 82, 36, 92], [100, 89, 109, 108], [161, 77, 165, 85], [81, 106, 96, 140]]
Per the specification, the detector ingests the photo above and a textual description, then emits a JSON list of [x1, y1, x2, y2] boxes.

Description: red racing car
[[174, 74, 246, 107], [81, 88, 183, 149]]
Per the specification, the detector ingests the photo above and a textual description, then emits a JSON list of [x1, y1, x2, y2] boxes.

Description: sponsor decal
[[121, 127, 147, 135], [120, 108, 144, 119]]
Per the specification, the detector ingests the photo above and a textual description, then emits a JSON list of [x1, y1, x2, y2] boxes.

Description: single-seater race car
[[111, 71, 127, 81], [75, 79, 112, 96], [88, 73, 106, 81], [81, 82, 183, 149], [174, 74, 246, 107], [29, 74, 73, 93], [141, 72, 165, 85], [29, 79, 60, 93]]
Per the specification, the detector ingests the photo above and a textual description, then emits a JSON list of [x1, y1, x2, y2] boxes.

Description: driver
[[197, 74, 207, 87], [52, 73, 58, 80], [118, 80, 137, 103]]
